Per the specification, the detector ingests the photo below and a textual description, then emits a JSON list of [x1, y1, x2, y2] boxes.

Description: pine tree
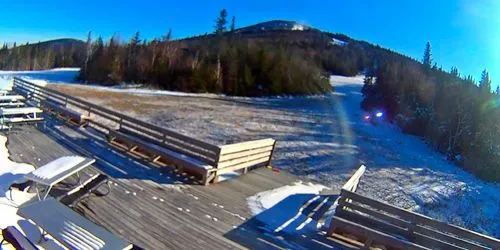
[[214, 9, 228, 34], [230, 16, 236, 32], [450, 66, 459, 77], [479, 69, 491, 94], [422, 41, 432, 69], [495, 85, 500, 95], [162, 28, 172, 42], [82, 31, 93, 80]]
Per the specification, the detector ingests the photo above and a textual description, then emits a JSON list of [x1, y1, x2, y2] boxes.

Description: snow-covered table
[[24, 156, 96, 200], [0, 95, 25, 102], [18, 198, 132, 250], [0, 107, 44, 129]]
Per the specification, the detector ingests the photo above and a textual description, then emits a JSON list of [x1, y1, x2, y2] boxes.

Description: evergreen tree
[[495, 85, 500, 95], [450, 66, 459, 77], [162, 28, 172, 42], [230, 16, 236, 32], [479, 69, 491, 94], [214, 9, 228, 34], [422, 41, 432, 69]]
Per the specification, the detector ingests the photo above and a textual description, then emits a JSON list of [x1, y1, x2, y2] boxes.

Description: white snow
[[31, 156, 84, 180], [247, 181, 329, 234], [329, 74, 500, 238], [248, 181, 328, 215], [330, 38, 347, 46], [0, 68, 79, 87], [4, 69, 500, 238], [0, 135, 65, 249], [216, 171, 240, 182]]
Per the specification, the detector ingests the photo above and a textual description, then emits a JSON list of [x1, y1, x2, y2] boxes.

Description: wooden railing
[[13, 77, 220, 152], [13, 77, 277, 183], [328, 166, 500, 250]]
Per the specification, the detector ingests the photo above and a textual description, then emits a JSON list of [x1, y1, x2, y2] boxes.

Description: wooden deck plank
[[3, 123, 325, 250]]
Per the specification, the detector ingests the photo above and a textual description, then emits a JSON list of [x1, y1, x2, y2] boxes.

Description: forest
[[362, 42, 499, 181], [0, 39, 83, 71], [76, 10, 366, 96], [0, 9, 497, 180]]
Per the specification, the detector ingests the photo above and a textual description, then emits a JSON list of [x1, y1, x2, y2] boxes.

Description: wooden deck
[[4, 118, 342, 250]]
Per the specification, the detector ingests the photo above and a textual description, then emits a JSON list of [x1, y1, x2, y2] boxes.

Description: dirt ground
[[49, 84, 359, 186]]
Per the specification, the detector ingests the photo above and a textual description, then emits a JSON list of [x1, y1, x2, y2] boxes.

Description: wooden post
[[266, 140, 277, 167]]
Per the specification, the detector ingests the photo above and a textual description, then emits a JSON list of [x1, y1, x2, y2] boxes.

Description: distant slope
[[0, 38, 85, 71], [234, 20, 314, 33], [18, 38, 85, 50]]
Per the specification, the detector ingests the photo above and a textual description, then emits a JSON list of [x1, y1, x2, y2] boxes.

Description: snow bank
[[331, 38, 347, 46], [247, 181, 329, 234], [0, 134, 34, 237], [0, 68, 80, 86]]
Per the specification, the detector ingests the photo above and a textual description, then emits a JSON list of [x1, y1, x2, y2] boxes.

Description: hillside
[[0, 20, 420, 97], [0, 38, 84, 71]]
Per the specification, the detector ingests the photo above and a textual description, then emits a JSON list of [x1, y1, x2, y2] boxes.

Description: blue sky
[[0, 0, 498, 86]]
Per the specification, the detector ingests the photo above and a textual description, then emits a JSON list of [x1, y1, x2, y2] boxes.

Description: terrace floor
[[4, 118, 344, 249]]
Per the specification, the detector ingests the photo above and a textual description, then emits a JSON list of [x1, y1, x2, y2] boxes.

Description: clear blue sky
[[0, 0, 498, 86]]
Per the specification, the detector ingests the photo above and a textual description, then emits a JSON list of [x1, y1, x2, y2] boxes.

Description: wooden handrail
[[13, 77, 220, 152], [13, 77, 278, 171]]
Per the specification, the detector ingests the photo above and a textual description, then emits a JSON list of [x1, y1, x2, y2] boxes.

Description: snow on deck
[[4, 69, 500, 238], [0, 135, 64, 249], [247, 181, 329, 234]]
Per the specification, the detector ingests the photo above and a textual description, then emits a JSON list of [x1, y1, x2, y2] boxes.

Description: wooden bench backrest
[[217, 138, 276, 171], [336, 189, 500, 249]]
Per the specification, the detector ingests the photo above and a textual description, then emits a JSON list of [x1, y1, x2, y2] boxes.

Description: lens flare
[[376, 112, 383, 117]]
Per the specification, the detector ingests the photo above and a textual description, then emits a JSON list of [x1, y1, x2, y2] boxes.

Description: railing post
[[266, 140, 277, 167]]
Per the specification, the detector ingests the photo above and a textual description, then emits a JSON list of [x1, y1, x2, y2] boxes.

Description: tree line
[[362, 42, 499, 181], [0, 39, 83, 70], [77, 9, 338, 96]]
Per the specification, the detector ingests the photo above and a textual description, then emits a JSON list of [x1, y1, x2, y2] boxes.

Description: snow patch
[[330, 38, 347, 46], [248, 181, 327, 215]]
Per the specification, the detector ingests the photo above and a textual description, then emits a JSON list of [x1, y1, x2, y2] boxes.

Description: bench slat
[[217, 151, 271, 169], [329, 216, 428, 250], [216, 156, 270, 174], [218, 146, 274, 162], [219, 138, 275, 155], [340, 190, 500, 249]]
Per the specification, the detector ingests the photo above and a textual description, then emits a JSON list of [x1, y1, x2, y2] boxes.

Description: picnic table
[[18, 198, 132, 250], [0, 95, 25, 102], [0, 107, 44, 129], [0, 107, 42, 117], [24, 156, 96, 200], [0, 89, 11, 96]]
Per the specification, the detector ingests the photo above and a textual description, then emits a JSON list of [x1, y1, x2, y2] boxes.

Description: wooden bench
[[108, 129, 218, 185], [107, 128, 276, 185], [328, 168, 500, 250], [58, 174, 110, 208], [42, 100, 89, 127]]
